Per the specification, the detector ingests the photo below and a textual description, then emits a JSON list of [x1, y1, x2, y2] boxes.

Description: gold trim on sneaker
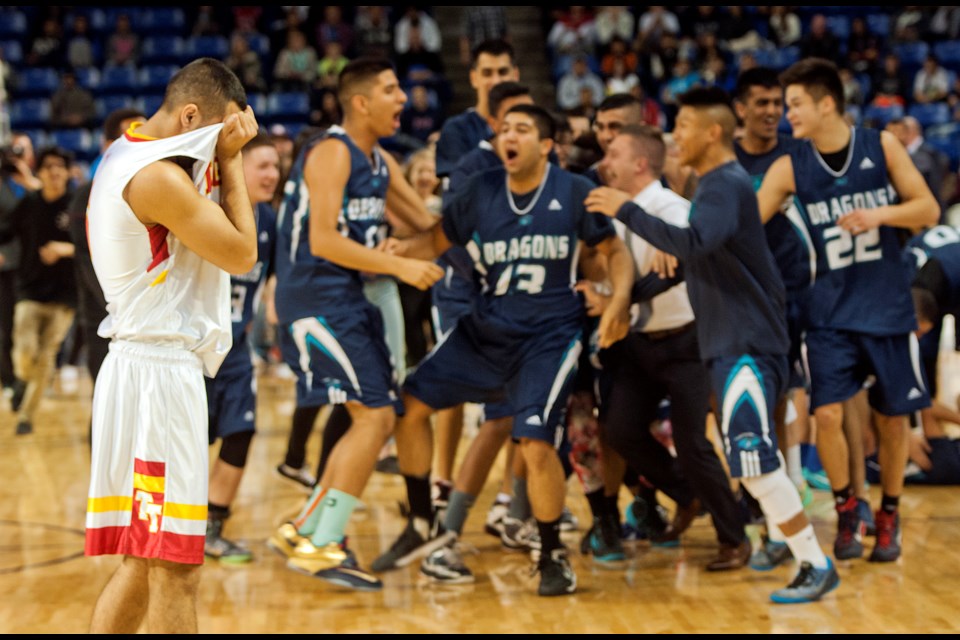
[[267, 522, 305, 558]]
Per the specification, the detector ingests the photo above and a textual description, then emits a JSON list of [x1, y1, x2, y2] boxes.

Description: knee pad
[[739, 466, 803, 526], [218, 431, 254, 468]]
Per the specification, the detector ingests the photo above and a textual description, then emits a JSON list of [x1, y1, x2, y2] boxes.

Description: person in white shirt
[[579, 123, 751, 570]]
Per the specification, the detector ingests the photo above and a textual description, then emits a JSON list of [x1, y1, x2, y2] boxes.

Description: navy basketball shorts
[[804, 328, 931, 416], [708, 353, 788, 479], [430, 265, 476, 340], [405, 314, 583, 447], [278, 303, 403, 414], [205, 364, 256, 444]]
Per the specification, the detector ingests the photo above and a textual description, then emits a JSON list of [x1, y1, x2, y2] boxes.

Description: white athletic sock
[[785, 524, 829, 570], [786, 444, 804, 489], [767, 521, 786, 543]]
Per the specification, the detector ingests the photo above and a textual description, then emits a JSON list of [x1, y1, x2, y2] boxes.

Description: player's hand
[[650, 249, 678, 279], [596, 300, 630, 349], [837, 208, 881, 235], [38, 241, 70, 265], [908, 430, 933, 472], [574, 280, 610, 317], [395, 257, 444, 290], [584, 186, 632, 218], [217, 105, 259, 160]]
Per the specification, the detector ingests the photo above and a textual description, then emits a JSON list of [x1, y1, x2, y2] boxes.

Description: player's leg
[[89, 556, 150, 633]]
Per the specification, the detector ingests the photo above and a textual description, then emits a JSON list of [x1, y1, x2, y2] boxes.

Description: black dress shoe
[[706, 540, 751, 571]]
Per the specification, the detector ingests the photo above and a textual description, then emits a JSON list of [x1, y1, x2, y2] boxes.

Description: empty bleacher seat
[[135, 8, 185, 34], [183, 35, 229, 60], [95, 95, 140, 120], [140, 36, 186, 65], [866, 13, 891, 38], [140, 94, 164, 116], [825, 15, 851, 40], [864, 102, 905, 127], [12, 67, 60, 97], [49, 128, 98, 160], [74, 67, 101, 92], [246, 33, 270, 58], [894, 41, 930, 75], [265, 92, 310, 124], [0, 40, 22, 65], [138, 64, 179, 94], [909, 102, 951, 129], [934, 40, 960, 73], [0, 9, 28, 39], [8, 98, 52, 129], [98, 65, 139, 95]]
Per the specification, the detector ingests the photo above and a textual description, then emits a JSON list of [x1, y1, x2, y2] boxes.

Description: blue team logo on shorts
[[735, 432, 762, 452]]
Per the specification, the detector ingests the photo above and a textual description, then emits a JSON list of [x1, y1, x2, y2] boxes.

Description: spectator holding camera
[[0, 132, 40, 406]]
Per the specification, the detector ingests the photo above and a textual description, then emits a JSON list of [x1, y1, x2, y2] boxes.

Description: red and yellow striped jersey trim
[[87, 496, 133, 513], [124, 121, 157, 142]]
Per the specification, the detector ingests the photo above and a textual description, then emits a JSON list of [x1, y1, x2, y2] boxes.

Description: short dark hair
[[103, 107, 146, 142], [597, 93, 642, 114], [779, 57, 845, 115], [488, 81, 531, 120], [243, 132, 276, 153], [733, 67, 782, 103], [37, 145, 74, 168], [161, 57, 247, 117], [338, 57, 396, 109], [504, 103, 556, 141], [471, 39, 516, 68], [678, 86, 734, 111]]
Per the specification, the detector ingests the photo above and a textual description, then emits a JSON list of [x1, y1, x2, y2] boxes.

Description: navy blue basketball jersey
[[736, 135, 811, 294], [789, 128, 916, 335], [220, 203, 276, 374], [442, 164, 614, 332], [907, 224, 960, 315], [615, 161, 789, 360], [435, 110, 493, 178], [275, 126, 390, 323]]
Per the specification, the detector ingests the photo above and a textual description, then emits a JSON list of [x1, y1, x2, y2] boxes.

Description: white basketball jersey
[[87, 123, 232, 377]]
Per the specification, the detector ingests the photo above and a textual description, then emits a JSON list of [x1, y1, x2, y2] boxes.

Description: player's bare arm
[[583, 234, 634, 348], [756, 154, 796, 224], [306, 139, 443, 290], [836, 130, 940, 235], [382, 149, 441, 233]]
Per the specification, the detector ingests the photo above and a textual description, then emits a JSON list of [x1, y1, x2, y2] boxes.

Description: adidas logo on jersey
[[907, 387, 924, 400], [525, 415, 543, 427], [859, 157, 876, 170], [548, 199, 563, 211]]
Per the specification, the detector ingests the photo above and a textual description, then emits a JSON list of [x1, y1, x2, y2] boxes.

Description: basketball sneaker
[[500, 517, 541, 553], [288, 538, 382, 591], [559, 506, 579, 532], [275, 463, 316, 492], [833, 499, 865, 560], [535, 547, 577, 597], [581, 515, 625, 564], [267, 521, 305, 558], [749, 534, 792, 571], [484, 500, 510, 539], [371, 516, 446, 572], [857, 498, 876, 537], [622, 495, 669, 541], [419, 531, 474, 584], [769, 559, 840, 604], [205, 517, 252, 564], [868, 509, 901, 563]]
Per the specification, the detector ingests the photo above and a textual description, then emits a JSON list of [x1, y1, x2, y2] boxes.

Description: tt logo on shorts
[[135, 490, 163, 533]]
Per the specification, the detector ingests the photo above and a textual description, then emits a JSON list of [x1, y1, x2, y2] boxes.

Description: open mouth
[[505, 149, 519, 161]]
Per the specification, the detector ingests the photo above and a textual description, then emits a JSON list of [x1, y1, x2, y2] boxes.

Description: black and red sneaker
[[868, 509, 902, 563]]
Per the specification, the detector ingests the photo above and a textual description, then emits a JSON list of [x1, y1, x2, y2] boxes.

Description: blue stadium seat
[[98, 65, 139, 95], [138, 64, 179, 94], [934, 40, 960, 73], [94, 95, 140, 120], [246, 33, 270, 58], [65, 8, 109, 35], [825, 15, 851, 40], [140, 36, 186, 65], [247, 93, 268, 115], [0, 40, 22, 65], [894, 41, 930, 75], [49, 128, 98, 160], [866, 13, 891, 38], [0, 9, 28, 39], [184, 36, 229, 60], [74, 67, 101, 92], [141, 94, 164, 116], [135, 8, 185, 34], [13, 67, 60, 97], [265, 92, 310, 120], [8, 98, 52, 129], [864, 102, 905, 127], [909, 102, 951, 129]]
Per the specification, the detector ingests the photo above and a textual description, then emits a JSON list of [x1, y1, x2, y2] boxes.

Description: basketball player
[[587, 86, 840, 603], [203, 134, 280, 564], [84, 58, 259, 633], [373, 104, 634, 596], [757, 58, 937, 563], [267, 57, 443, 591]]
